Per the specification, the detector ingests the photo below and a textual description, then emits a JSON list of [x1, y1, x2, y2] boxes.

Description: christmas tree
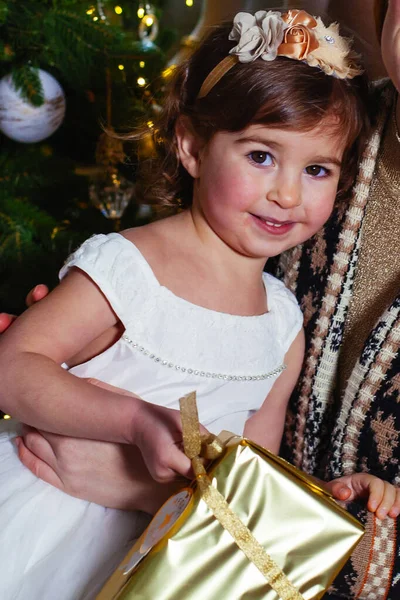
[[0, 0, 182, 314]]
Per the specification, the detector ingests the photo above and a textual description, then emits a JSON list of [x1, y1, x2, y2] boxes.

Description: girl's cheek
[[321, 200, 337, 223], [309, 193, 336, 225]]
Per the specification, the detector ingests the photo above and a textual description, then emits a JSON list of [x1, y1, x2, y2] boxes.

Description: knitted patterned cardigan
[[275, 82, 400, 599]]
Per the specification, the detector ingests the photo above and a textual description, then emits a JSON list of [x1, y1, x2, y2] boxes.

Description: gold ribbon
[[179, 392, 305, 600]]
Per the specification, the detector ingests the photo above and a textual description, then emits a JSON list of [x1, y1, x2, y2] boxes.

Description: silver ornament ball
[[0, 68, 66, 143]]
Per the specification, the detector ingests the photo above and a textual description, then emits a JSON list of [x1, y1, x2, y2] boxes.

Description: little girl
[[0, 8, 396, 600]]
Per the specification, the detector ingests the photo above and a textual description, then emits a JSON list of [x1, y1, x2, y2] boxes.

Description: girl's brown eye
[[252, 152, 267, 163], [249, 151, 272, 166], [305, 165, 327, 177]]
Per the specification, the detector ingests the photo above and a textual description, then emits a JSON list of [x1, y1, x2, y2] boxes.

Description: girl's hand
[[79, 379, 199, 484], [133, 400, 200, 483], [325, 473, 400, 520]]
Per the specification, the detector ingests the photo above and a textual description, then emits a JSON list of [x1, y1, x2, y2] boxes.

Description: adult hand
[[0, 285, 49, 332], [16, 380, 188, 513], [17, 427, 182, 514]]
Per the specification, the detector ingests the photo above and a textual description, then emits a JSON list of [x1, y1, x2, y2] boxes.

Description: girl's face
[[187, 120, 345, 262]]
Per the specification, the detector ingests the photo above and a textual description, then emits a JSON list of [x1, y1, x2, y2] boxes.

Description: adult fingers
[[20, 424, 58, 466], [26, 284, 49, 307], [0, 313, 16, 333], [15, 437, 64, 490], [0, 284, 49, 332]]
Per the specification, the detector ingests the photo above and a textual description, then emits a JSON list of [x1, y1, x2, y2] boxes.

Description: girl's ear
[[175, 117, 204, 178]]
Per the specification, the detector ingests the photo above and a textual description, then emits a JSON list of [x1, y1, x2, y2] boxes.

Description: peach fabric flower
[[277, 9, 319, 61]]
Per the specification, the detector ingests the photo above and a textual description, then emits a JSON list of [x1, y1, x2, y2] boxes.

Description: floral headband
[[198, 9, 362, 99]]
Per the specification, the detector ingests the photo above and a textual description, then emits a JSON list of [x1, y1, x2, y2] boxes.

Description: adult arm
[[324, 504, 400, 600]]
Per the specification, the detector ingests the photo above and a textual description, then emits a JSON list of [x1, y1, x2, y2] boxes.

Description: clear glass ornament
[[89, 170, 135, 223], [138, 3, 159, 42]]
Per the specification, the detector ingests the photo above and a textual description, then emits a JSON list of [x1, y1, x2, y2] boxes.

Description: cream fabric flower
[[229, 10, 287, 63], [305, 18, 362, 79]]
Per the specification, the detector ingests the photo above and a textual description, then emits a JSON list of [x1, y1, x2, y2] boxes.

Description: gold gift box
[[98, 433, 364, 600]]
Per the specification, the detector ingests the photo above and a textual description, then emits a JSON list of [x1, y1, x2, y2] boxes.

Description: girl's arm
[[0, 269, 192, 481], [0, 269, 135, 441], [243, 329, 305, 453], [242, 329, 400, 522]]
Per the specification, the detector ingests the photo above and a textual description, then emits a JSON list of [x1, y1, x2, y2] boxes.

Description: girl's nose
[[266, 176, 301, 209]]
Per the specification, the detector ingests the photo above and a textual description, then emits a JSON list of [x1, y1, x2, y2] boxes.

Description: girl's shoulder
[[262, 272, 304, 354], [120, 213, 185, 256], [120, 222, 166, 263], [262, 271, 299, 308], [60, 231, 145, 275], [59, 231, 160, 328]]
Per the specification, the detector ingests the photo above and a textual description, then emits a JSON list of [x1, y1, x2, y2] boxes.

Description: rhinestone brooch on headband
[[198, 9, 362, 99]]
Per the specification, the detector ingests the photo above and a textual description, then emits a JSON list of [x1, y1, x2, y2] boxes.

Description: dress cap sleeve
[[263, 273, 304, 355], [59, 233, 151, 327]]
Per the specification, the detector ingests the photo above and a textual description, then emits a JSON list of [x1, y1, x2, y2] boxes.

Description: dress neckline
[[113, 233, 272, 320]]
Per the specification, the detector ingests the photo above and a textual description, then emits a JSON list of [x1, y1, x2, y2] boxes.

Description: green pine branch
[[40, 9, 125, 86], [0, 194, 57, 264], [11, 64, 44, 106], [1, 146, 75, 194], [1, 2, 127, 93], [0, 0, 169, 313]]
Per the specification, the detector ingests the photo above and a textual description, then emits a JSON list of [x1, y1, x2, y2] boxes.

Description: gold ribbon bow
[[278, 10, 319, 61], [179, 392, 305, 600]]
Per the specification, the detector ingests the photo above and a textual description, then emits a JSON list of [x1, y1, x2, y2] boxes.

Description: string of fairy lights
[[85, 2, 196, 91]]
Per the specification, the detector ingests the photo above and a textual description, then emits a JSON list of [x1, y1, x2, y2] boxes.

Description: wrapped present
[[98, 393, 364, 600]]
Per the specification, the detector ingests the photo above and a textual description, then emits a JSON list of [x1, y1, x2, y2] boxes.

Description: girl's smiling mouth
[[251, 214, 295, 235]]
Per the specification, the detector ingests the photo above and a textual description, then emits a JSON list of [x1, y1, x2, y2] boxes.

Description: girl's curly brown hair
[[133, 21, 370, 212]]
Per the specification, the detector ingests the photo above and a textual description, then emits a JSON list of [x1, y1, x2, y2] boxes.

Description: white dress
[[0, 233, 303, 600]]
